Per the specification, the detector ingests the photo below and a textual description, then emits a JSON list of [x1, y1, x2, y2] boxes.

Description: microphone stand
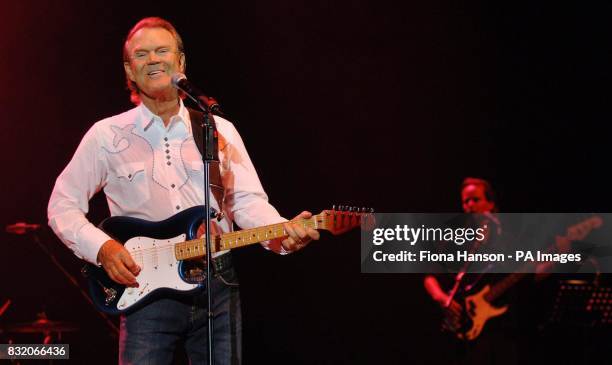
[[189, 94, 218, 365]]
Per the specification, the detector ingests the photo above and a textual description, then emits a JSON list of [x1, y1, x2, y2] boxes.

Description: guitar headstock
[[316, 205, 375, 235], [566, 215, 603, 241]]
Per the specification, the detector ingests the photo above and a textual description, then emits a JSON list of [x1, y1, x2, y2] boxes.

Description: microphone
[[171, 73, 222, 115], [6, 222, 41, 235]]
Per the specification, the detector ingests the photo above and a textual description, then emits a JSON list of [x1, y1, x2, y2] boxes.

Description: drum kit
[[3, 223, 79, 347], [1, 304, 79, 343], [1, 222, 118, 360], [2, 223, 79, 346], [0, 300, 77, 364]]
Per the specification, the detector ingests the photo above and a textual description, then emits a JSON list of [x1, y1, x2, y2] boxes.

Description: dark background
[[1, 1, 611, 363]]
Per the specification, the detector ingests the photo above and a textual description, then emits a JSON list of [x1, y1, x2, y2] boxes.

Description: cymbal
[[2, 319, 79, 333]]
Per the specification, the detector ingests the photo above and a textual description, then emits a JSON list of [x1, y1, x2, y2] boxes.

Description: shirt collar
[[138, 99, 191, 133]]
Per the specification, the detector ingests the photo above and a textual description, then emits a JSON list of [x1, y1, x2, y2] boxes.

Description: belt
[[181, 253, 233, 285], [209, 252, 233, 275]]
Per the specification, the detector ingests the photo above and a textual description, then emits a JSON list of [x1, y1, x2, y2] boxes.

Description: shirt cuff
[[77, 223, 113, 265]]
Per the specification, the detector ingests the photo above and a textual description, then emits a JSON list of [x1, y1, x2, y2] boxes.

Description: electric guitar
[[83, 205, 372, 314], [443, 215, 603, 341]]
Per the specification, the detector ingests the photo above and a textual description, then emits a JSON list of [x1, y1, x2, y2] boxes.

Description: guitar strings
[[120, 214, 356, 257]]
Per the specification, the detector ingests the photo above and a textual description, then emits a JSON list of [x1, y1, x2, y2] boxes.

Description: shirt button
[[166, 155, 171, 159], [167, 161, 172, 166], [176, 205, 180, 210], [164, 137, 168, 141], [165, 143, 170, 147], [165, 149, 170, 153], [171, 184, 176, 188]]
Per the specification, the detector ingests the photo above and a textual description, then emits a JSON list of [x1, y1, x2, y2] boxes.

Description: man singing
[[48, 17, 319, 364]]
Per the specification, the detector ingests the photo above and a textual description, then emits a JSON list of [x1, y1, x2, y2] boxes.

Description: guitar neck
[[484, 242, 561, 302], [484, 270, 530, 302], [174, 217, 321, 260]]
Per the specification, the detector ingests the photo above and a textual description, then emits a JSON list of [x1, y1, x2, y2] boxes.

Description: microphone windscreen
[[171, 73, 187, 88]]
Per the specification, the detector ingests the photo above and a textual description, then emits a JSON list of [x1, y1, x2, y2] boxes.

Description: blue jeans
[[119, 267, 241, 365]]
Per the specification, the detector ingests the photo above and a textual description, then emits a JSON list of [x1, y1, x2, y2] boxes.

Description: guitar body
[[457, 285, 508, 340], [84, 206, 208, 315]]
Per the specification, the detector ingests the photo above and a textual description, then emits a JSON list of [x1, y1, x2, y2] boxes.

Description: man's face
[[461, 184, 495, 213], [123, 27, 185, 100]]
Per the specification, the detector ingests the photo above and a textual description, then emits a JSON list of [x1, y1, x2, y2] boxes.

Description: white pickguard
[[116, 234, 198, 311]]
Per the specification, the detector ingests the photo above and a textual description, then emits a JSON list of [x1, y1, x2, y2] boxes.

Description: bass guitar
[[83, 205, 372, 314], [443, 215, 603, 340]]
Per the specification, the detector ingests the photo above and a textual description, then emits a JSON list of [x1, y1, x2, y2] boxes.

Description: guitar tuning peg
[[332, 204, 336, 211], [369, 208, 375, 213], [360, 207, 366, 213], [338, 205, 344, 211]]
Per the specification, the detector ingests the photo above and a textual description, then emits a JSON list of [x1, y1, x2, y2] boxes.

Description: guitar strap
[[445, 216, 490, 307], [188, 108, 225, 211]]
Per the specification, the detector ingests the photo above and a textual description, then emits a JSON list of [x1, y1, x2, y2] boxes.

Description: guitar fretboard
[[173, 211, 363, 260], [485, 270, 530, 302]]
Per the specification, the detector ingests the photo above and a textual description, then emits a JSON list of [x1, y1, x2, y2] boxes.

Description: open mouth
[[147, 70, 164, 77]]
